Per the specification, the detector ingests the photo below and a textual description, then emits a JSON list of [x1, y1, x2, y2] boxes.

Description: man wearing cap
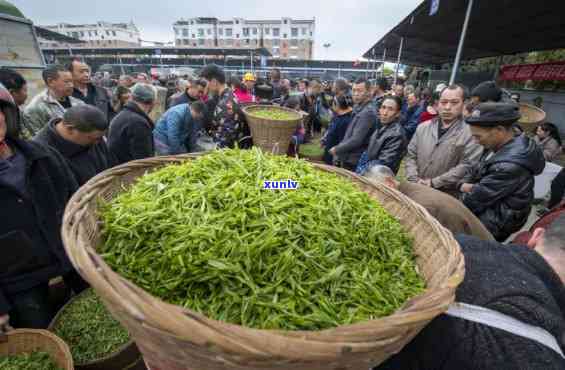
[[459, 102, 545, 241], [107, 83, 157, 165], [470, 81, 503, 104]]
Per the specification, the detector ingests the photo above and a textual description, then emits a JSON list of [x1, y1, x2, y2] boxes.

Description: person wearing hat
[[107, 83, 157, 165], [0, 83, 87, 332], [233, 73, 256, 104], [470, 81, 503, 104], [459, 102, 545, 241]]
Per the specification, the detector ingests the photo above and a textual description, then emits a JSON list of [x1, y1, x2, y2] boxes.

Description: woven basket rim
[[47, 288, 135, 366], [518, 103, 546, 125], [1, 329, 74, 370], [61, 154, 465, 362], [242, 105, 303, 122]]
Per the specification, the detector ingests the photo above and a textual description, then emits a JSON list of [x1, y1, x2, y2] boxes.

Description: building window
[[106, 30, 110, 36], [94, 30, 98, 36], [198, 29, 204, 37], [243, 28, 249, 36], [198, 39, 204, 46], [175, 29, 179, 35], [236, 34, 240, 38], [252, 28, 257, 35], [112, 31, 117, 37], [273, 28, 280, 37], [302, 27, 307, 35], [245, 39, 250, 45], [290, 39, 298, 47], [310, 31, 313, 36], [72, 31, 79, 38], [225, 28, 233, 37], [273, 39, 280, 47], [176, 39, 181, 44], [235, 20, 239, 24], [284, 20, 288, 24], [207, 29, 212, 35], [283, 33, 287, 39], [291, 28, 298, 37], [183, 39, 189, 45], [190, 21, 194, 25], [88, 31, 92, 37], [218, 28, 223, 35], [265, 28, 270, 35], [183, 29, 188, 37], [192, 34, 195, 38], [80, 31, 84, 37], [226, 39, 233, 46]]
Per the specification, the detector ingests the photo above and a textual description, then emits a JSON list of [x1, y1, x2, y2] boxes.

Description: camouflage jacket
[[23, 89, 84, 137], [211, 88, 244, 148]]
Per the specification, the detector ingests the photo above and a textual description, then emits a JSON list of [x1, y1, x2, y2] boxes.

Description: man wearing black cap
[[459, 102, 545, 241], [470, 81, 503, 104]]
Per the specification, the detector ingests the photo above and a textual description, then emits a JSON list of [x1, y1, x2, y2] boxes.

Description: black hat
[[471, 81, 502, 102], [465, 102, 522, 127]]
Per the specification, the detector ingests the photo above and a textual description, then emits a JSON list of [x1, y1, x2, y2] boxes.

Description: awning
[[499, 61, 565, 82], [34, 26, 84, 44], [42, 47, 272, 57], [363, 0, 565, 66]]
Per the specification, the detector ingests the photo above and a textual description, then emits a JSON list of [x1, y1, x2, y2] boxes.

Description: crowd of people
[[1, 60, 565, 369]]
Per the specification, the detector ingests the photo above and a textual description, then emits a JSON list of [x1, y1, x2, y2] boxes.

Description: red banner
[[499, 61, 565, 82]]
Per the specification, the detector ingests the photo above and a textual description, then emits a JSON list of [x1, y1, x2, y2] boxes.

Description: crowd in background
[[1, 60, 565, 369]]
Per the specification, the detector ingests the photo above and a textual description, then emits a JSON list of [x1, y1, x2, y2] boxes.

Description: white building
[[173, 17, 315, 60], [39, 21, 141, 48]]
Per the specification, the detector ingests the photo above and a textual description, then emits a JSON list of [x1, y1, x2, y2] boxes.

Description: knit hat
[[131, 83, 156, 104]]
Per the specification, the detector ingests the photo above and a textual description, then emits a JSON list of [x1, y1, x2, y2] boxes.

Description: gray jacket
[[334, 101, 377, 167], [404, 117, 482, 195], [23, 90, 84, 136]]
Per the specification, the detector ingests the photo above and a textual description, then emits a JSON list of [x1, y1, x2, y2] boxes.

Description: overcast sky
[[11, 0, 420, 60]]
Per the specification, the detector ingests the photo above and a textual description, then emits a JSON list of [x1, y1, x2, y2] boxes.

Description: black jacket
[[378, 234, 565, 370], [73, 84, 114, 122], [322, 112, 353, 165], [334, 101, 378, 168], [366, 120, 407, 174], [461, 135, 545, 241], [33, 118, 116, 186], [107, 102, 155, 165], [0, 139, 78, 314]]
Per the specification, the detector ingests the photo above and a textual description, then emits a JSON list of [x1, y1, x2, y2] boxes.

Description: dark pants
[[7, 271, 88, 329], [549, 168, 565, 209], [8, 283, 52, 329]]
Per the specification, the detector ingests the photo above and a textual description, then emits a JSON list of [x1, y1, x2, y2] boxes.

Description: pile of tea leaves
[[0, 351, 62, 370], [99, 148, 424, 330], [51, 289, 130, 364], [250, 108, 300, 121]]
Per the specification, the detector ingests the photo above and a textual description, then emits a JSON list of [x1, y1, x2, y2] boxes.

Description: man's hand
[[0, 314, 12, 334], [418, 179, 432, 187], [329, 147, 337, 157], [460, 183, 474, 193]]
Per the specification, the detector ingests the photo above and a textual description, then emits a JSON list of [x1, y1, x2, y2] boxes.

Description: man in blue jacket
[[153, 100, 206, 155], [401, 92, 424, 141]]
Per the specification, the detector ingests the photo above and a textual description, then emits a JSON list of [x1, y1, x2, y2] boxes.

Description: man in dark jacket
[[377, 217, 565, 370], [34, 105, 115, 186], [459, 102, 545, 241], [108, 83, 156, 165], [330, 78, 377, 171], [0, 83, 84, 331], [169, 79, 206, 108], [357, 96, 407, 175], [69, 60, 114, 122]]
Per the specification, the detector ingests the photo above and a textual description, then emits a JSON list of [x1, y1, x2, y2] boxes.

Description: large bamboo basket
[[242, 105, 302, 154], [48, 288, 146, 370], [62, 155, 465, 370], [518, 103, 546, 133], [0, 329, 74, 370]]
